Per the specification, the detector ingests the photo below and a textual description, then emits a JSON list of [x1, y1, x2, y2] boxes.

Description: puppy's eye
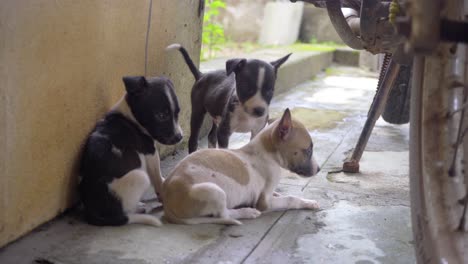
[[303, 144, 313, 158]]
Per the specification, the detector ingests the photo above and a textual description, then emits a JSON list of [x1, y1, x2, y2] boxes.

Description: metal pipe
[[408, 55, 426, 263], [326, 0, 364, 50], [407, 0, 441, 53], [342, 7, 361, 35]]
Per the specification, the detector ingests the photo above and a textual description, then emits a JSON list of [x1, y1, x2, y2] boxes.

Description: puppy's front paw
[[273, 191, 284, 197], [303, 199, 320, 210], [238, 208, 262, 219]]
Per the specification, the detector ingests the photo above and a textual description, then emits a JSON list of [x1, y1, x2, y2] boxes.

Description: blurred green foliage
[[202, 0, 227, 60]]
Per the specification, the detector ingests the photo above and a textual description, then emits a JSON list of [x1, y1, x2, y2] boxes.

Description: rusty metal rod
[[343, 59, 401, 173]]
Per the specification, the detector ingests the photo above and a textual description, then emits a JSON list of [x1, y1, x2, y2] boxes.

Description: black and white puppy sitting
[[167, 44, 291, 153], [79, 76, 183, 227]]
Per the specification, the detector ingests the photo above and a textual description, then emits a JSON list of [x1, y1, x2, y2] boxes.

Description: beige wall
[[0, 0, 202, 247], [149, 0, 204, 156]]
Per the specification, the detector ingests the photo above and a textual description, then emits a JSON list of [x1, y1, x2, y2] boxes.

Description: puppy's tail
[[127, 213, 162, 227], [166, 43, 202, 81]]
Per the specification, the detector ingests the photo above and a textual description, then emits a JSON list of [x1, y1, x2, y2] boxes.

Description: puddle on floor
[[271, 73, 377, 112], [294, 200, 414, 264], [303, 88, 370, 106], [269, 107, 347, 131], [323, 76, 377, 91]]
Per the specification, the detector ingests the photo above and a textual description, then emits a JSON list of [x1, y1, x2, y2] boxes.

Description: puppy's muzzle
[[295, 166, 314, 177], [166, 133, 183, 144], [252, 107, 266, 117], [293, 161, 320, 177]]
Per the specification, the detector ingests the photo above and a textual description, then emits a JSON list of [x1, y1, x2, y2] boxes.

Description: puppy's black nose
[[252, 107, 265, 117], [174, 133, 183, 142]]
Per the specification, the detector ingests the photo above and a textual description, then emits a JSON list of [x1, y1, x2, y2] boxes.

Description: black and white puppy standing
[[167, 44, 291, 153], [79, 76, 183, 227]]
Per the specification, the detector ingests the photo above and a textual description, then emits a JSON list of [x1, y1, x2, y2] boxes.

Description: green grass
[[200, 41, 346, 61], [283, 43, 342, 52], [324, 68, 333, 76], [224, 41, 260, 52], [200, 41, 262, 61]]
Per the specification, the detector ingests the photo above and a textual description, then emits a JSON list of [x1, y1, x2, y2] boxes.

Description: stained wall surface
[[0, 0, 203, 247]]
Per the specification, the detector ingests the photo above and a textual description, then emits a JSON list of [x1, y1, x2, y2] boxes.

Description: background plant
[[202, 0, 227, 60]]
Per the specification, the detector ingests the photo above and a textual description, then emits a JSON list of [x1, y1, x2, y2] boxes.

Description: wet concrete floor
[[0, 66, 414, 264]]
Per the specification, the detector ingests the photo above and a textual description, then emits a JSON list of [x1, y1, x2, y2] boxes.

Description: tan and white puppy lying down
[[162, 109, 320, 225]]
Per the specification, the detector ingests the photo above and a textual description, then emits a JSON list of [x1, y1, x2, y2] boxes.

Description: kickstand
[[458, 194, 468, 231], [343, 58, 400, 173]]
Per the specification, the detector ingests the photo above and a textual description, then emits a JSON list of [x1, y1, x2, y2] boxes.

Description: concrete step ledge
[[201, 48, 379, 91], [334, 47, 380, 72], [334, 48, 360, 66], [275, 51, 333, 94], [201, 49, 334, 95]]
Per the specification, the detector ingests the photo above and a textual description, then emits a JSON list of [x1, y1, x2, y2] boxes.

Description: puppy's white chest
[[230, 105, 263, 133]]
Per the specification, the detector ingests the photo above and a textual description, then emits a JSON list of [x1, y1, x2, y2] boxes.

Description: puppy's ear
[[161, 76, 175, 89], [277, 108, 292, 141], [123, 76, 148, 94], [271, 53, 292, 73], [226, 58, 247, 76]]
